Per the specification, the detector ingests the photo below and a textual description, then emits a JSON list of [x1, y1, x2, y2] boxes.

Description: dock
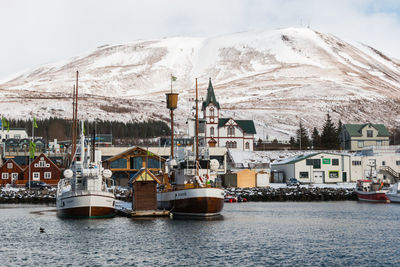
[[131, 210, 170, 217]]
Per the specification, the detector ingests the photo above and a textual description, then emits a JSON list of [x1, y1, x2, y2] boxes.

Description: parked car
[[25, 181, 52, 189], [286, 178, 300, 186]]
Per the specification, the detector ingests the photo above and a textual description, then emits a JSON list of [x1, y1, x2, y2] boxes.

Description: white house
[[271, 152, 352, 184], [201, 78, 256, 151], [0, 128, 29, 143], [271, 147, 400, 184]]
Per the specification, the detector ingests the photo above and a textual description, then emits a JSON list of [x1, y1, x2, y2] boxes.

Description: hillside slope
[[1, 28, 399, 139]]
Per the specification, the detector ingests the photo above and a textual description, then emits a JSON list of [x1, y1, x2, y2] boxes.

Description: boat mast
[[195, 78, 199, 176], [165, 79, 178, 159], [71, 71, 79, 164]]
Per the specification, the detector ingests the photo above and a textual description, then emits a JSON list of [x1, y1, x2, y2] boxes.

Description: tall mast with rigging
[[71, 71, 79, 163], [195, 78, 199, 176]]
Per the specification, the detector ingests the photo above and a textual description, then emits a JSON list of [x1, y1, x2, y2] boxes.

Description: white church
[[194, 78, 256, 151]]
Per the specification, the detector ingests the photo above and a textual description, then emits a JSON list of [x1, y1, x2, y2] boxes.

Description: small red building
[[23, 153, 62, 186], [0, 159, 24, 186]]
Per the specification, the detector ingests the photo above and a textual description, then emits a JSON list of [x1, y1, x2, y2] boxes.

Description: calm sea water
[[1, 202, 400, 266]]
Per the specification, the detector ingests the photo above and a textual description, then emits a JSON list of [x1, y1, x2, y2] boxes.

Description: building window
[[228, 126, 235, 136], [44, 172, 51, 179], [376, 140, 382, 146], [352, 161, 362, 166], [382, 161, 386, 166], [332, 159, 339, 166], [39, 161, 46, 167], [7, 163, 13, 169], [33, 172, 40, 180], [209, 107, 214, 118], [245, 142, 250, 149], [12, 173, 18, 180], [299, 172, 309, 178], [2, 173, 9, 179], [111, 158, 127, 169], [313, 159, 321, 169], [226, 141, 237, 148], [367, 130, 373, 137], [210, 127, 214, 136], [396, 161, 400, 166], [329, 171, 339, 178], [358, 141, 364, 148]]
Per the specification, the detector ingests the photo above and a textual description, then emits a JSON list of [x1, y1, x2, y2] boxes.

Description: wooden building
[[130, 168, 162, 211], [0, 159, 24, 186], [223, 169, 256, 188], [104, 147, 166, 187], [23, 153, 62, 186]]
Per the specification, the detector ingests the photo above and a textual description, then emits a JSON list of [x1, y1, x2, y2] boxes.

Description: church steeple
[[202, 78, 220, 110]]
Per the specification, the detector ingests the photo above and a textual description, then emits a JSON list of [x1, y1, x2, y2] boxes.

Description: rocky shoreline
[[0, 188, 132, 204], [225, 186, 357, 202], [0, 186, 357, 204]]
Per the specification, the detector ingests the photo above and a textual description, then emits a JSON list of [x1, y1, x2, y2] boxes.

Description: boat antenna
[[195, 78, 199, 176]]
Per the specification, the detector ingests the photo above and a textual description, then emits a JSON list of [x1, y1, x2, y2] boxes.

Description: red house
[[23, 153, 62, 186], [0, 159, 24, 186]]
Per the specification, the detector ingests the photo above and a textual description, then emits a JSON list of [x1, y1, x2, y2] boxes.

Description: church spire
[[202, 78, 220, 110]]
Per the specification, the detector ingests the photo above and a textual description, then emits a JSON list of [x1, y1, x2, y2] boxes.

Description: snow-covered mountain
[[1, 27, 399, 140]]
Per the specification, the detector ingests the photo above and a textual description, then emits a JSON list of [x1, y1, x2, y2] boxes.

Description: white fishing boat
[[56, 71, 115, 218], [387, 183, 400, 203]]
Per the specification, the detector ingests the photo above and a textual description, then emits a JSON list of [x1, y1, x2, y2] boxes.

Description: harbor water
[[1, 202, 400, 266]]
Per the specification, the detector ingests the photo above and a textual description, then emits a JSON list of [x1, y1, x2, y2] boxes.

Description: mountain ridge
[[0, 27, 399, 140]]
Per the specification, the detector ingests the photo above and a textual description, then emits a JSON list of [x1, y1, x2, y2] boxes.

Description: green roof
[[343, 123, 390, 137], [218, 118, 256, 134], [202, 78, 220, 110]]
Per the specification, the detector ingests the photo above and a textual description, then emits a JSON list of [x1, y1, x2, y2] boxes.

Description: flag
[[171, 75, 177, 82], [33, 116, 38, 128], [29, 141, 36, 159], [2, 116, 9, 132]]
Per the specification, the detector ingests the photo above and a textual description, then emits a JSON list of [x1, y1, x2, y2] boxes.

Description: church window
[[245, 142, 250, 149], [210, 127, 214, 136], [228, 126, 235, 136]]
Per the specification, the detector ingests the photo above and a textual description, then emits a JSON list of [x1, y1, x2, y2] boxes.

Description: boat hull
[[356, 190, 390, 203], [386, 194, 400, 203], [158, 187, 224, 217], [57, 191, 116, 218]]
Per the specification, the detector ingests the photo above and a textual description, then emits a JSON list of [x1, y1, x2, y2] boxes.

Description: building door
[[313, 171, 324, 183], [342, 172, 347, 182]]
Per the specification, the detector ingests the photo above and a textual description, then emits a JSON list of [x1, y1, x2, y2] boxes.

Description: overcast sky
[[0, 0, 399, 80]]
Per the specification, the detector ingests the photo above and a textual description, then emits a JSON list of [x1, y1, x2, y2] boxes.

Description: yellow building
[[224, 169, 256, 188]]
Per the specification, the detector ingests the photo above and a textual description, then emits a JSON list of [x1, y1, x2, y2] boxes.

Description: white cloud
[[0, 0, 399, 80]]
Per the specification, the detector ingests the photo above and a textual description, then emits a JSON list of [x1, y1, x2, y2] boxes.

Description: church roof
[[202, 78, 220, 110], [218, 118, 256, 134]]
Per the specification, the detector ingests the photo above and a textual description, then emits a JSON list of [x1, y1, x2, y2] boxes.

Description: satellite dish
[[209, 159, 220, 171], [103, 169, 112, 178], [63, 169, 73, 179]]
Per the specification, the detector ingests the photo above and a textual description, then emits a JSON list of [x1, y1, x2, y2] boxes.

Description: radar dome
[[63, 169, 73, 178], [210, 159, 220, 171], [103, 169, 112, 178]]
